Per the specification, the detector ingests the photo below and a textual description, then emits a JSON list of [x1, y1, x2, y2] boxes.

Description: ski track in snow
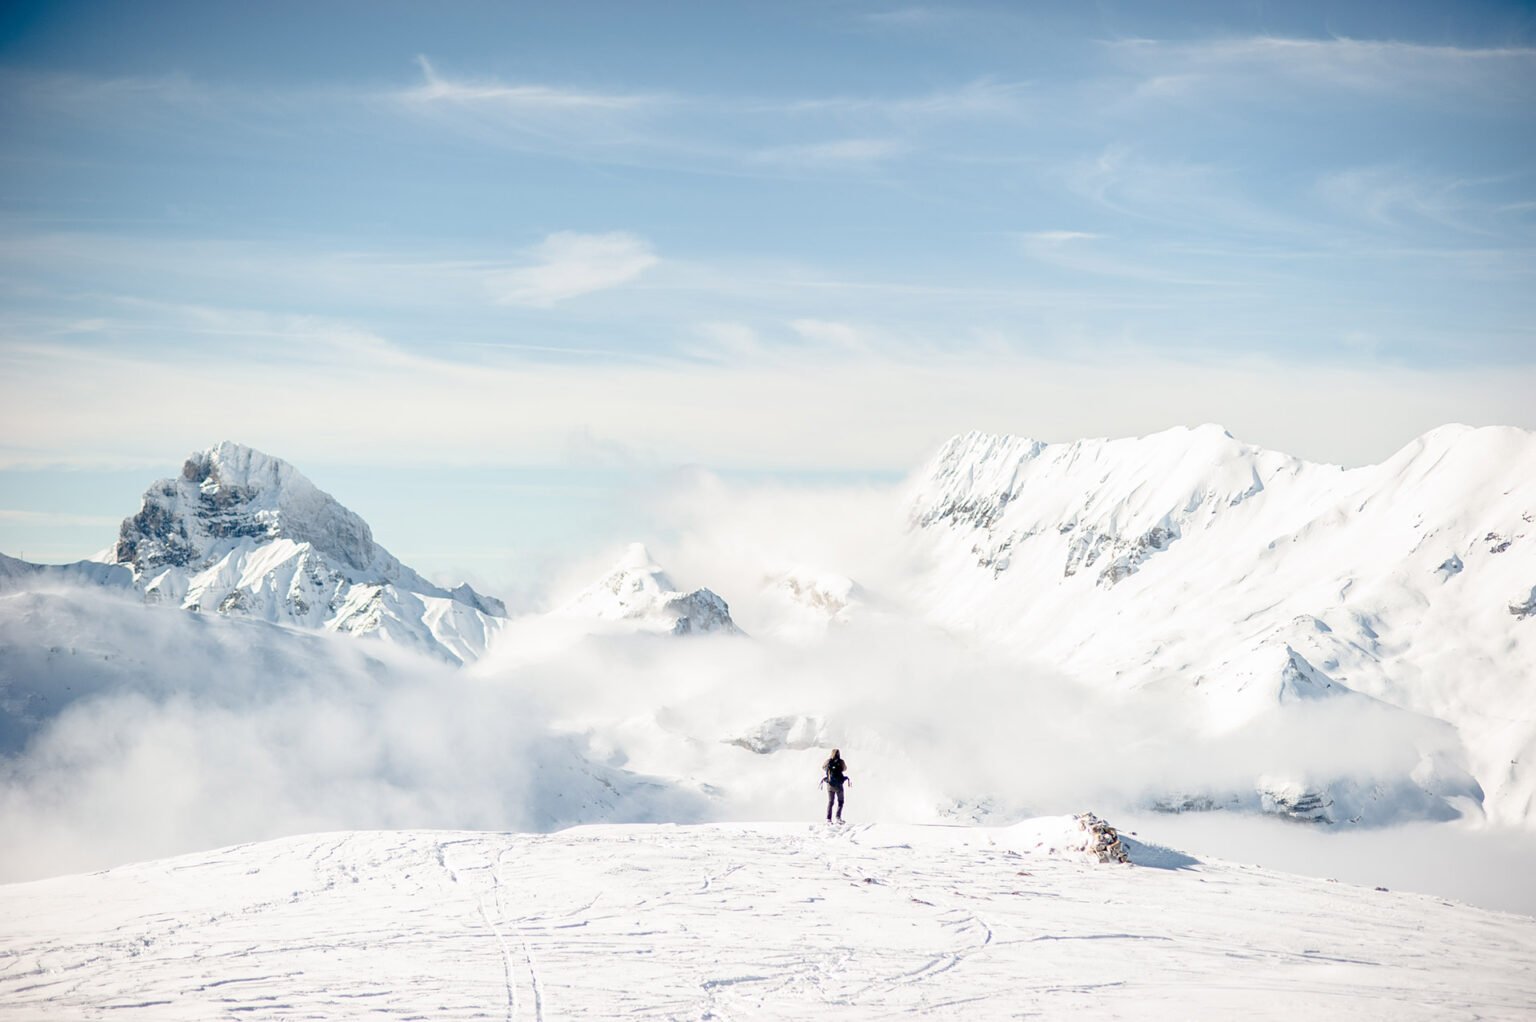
[[2, 822, 1535, 1019]]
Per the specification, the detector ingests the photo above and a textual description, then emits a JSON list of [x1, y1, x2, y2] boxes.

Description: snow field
[[3, 820, 1534, 1020]]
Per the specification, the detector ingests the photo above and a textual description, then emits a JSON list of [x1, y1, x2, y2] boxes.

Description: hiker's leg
[[827, 787, 835, 820], [835, 785, 845, 820]]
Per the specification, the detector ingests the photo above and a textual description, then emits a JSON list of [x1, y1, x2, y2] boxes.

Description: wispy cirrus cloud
[[405, 56, 659, 111], [750, 137, 908, 168], [1110, 35, 1536, 99], [778, 78, 1029, 119], [490, 232, 659, 307], [0, 509, 122, 527], [1315, 166, 1517, 235], [0, 68, 212, 114], [1015, 229, 1244, 288], [1065, 145, 1305, 239], [1021, 230, 1101, 244], [861, 6, 953, 28]]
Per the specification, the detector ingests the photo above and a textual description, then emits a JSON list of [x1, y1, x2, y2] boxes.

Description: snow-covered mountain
[[557, 543, 740, 636], [4, 442, 507, 664], [4, 819, 1533, 1020], [3, 424, 1532, 855], [0, 551, 133, 592], [903, 423, 1536, 826]]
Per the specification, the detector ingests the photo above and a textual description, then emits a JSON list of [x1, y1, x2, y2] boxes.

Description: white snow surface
[[89, 441, 505, 663], [2, 819, 1533, 1020]]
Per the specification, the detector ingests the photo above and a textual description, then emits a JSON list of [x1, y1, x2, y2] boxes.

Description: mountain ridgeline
[[1, 425, 1532, 829], [903, 424, 1536, 826]]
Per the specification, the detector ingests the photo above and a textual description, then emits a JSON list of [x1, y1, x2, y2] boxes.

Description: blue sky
[[1, 1, 1533, 590]]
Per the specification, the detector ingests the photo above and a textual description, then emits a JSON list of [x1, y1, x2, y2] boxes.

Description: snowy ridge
[[0, 552, 133, 593], [3, 820, 1533, 1020], [903, 423, 1536, 826], [911, 424, 1318, 584]]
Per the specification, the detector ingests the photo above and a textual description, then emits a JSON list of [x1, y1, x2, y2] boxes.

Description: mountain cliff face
[[903, 424, 1536, 825], [101, 442, 504, 663]]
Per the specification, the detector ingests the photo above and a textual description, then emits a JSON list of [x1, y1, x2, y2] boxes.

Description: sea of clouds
[[1, 472, 1532, 915]]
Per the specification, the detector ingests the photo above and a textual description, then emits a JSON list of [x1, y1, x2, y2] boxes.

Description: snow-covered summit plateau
[[3, 818, 1532, 1020]]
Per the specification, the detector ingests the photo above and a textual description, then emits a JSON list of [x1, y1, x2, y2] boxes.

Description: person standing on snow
[[821, 749, 851, 823]]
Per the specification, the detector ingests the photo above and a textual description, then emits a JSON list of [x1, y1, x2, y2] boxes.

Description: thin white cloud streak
[[776, 78, 1030, 119], [403, 55, 1027, 123], [1022, 230, 1102, 243], [2, 327, 1533, 473], [1315, 166, 1512, 235], [406, 56, 658, 111], [1065, 146, 1310, 239], [861, 6, 954, 28], [387, 59, 1028, 176], [1110, 35, 1536, 98], [492, 232, 660, 307], [1015, 229, 1245, 287], [0, 510, 120, 527], [750, 137, 908, 168], [0, 68, 213, 114]]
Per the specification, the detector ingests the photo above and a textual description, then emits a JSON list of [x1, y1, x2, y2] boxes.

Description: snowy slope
[[28, 442, 507, 663], [2, 819, 1533, 1020], [902, 424, 1536, 826]]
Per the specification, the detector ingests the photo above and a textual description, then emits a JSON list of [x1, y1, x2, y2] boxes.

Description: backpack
[[825, 757, 846, 786]]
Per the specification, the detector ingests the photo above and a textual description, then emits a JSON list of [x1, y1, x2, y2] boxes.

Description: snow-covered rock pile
[[997, 813, 1133, 864], [1076, 812, 1132, 863]]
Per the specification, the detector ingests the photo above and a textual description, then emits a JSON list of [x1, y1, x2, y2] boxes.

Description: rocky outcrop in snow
[[1076, 813, 1132, 864]]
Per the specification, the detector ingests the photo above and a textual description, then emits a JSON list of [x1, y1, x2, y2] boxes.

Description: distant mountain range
[[3, 424, 1532, 828]]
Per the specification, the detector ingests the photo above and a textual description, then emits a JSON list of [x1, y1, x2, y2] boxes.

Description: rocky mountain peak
[[115, 441, 376, 575]]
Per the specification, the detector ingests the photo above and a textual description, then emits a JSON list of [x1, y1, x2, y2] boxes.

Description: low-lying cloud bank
[[0, 586, 706, 881], [2, 575, 1513, 914]]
